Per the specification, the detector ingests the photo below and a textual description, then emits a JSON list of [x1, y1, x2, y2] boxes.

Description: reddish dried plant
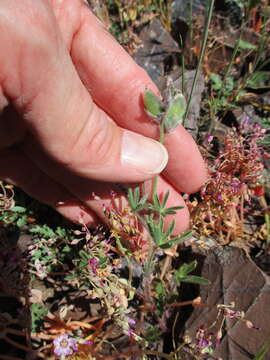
[[188, 121, 268, 245]]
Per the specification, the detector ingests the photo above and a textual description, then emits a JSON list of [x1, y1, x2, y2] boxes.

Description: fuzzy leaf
[[164, 93, 186, 132], [143, 90, 163, 119]]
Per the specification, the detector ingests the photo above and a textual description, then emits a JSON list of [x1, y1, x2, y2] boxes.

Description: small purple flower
[[216, 193, 222, 201], [88, 258, 99, 275], [53, 334, 78, 356], [241, 117, 250, 128], [127, 318, 136, 325], [197, 339, 209, 347], [205, 134, 214, 143]]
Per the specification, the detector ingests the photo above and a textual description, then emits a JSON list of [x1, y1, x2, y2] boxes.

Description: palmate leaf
[[174, 259, 210, 285], [148, 190, 184, 216], [146, 216, 177, 246], [146, 216, 166, 246], [143, 90, 164, 119], [164, 93, 186, 132], [128, 186, 148, 212]]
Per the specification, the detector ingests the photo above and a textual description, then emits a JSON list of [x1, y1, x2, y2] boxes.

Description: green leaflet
[[143, 90, 164, 119], [164, 93, 186, 132]]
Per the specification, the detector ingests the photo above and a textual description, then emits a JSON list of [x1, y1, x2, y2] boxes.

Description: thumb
[[0, 0, 168, 183], [24, 98, 169, 183], [20, 77, 168, 183]]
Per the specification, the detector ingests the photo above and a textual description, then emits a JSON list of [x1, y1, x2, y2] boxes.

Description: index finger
[[53, 0, 207, 193]]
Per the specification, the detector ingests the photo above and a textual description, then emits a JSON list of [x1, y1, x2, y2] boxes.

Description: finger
[[42, 169, 190, 234], [0, 0, 168, 183], [0, 147, 189, 234], [52, 0, 207, 192], [0, 147, 97, 225]]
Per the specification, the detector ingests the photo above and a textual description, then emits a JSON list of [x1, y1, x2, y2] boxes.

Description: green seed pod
[[143, 90, 164, 119], [164, 93, 186, 132]]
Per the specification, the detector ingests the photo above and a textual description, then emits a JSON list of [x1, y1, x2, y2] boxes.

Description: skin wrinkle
[[63, 102, 115, 171], [66, 102, 96, 166], [81, 108, 119, 170]]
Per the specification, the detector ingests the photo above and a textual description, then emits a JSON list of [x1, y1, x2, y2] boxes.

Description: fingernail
[[121, 130, 168, 174]]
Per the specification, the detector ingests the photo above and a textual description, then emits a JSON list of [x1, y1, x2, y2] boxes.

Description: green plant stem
[[132, 209, 156, 303], [183, 0, 215, 126], [159, 120, 165, 144], [143, 246, 157, 299]]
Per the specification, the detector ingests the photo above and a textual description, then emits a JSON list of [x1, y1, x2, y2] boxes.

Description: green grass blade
[[183, 0, 215, 125]]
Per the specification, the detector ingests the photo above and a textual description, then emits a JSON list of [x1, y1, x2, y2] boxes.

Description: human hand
[[0, 0, 207, 233]]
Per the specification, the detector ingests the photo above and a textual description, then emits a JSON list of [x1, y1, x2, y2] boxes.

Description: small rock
[[133, 19, 180, 90]]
